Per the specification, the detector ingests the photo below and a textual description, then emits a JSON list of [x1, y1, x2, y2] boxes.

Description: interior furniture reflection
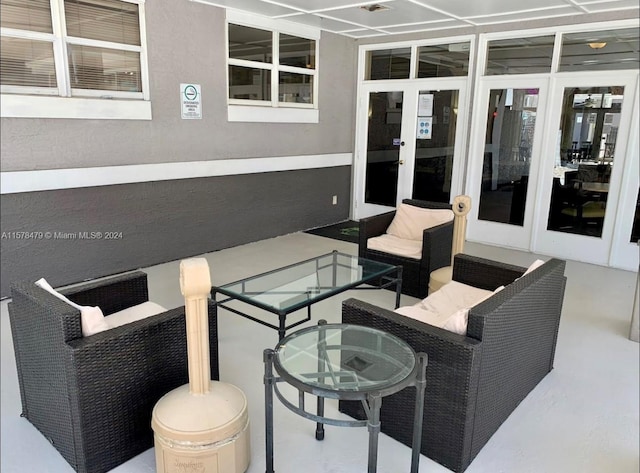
[[8, 272, 219, 473], [358, 199, 453, 298], [549, 164, 610, 235], [340, 254, 567, 473]]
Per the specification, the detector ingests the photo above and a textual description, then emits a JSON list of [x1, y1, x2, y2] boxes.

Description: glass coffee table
[[211, 251, 402, 340], [264, 320, 428, 473]]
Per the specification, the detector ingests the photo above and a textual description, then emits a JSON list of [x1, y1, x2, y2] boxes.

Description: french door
[[534, 73, 638, 267], [354, 79, 468, 219], [466, 77, 550, 250]]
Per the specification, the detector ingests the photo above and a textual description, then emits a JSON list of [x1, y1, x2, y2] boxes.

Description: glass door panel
[[412, 89, 458, 203], [364, 91, 403, 207], [478, 88, 539, 226], [546, 85, 623, 238]]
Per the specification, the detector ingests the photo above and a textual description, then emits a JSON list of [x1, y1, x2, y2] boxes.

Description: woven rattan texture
[[8, 271, 219, 473], [339, 254, 566, 472], [358, 199, 454, 298]]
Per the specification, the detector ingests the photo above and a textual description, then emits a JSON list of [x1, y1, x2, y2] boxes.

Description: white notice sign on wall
[[181, 83, 202, 119]]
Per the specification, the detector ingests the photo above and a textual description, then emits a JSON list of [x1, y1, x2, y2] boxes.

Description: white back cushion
[[35, 278, 109, 336], [386, 203, 453, 241]]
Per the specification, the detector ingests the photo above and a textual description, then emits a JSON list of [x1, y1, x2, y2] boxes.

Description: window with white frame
[[0, 0, 150, 119], [226, 12, 319, 123]]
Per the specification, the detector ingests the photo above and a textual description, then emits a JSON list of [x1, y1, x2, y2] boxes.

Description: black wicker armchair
[[8, 271, 219, 473], [358, 199, 453, 299], [340, 254, 566, 473]]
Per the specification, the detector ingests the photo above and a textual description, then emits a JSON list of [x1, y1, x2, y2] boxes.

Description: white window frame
[[226, 10, 320, 123], [0, 0, 151, 120]]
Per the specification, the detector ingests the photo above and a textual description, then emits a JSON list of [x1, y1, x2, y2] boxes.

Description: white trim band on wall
[[1, 153, 353, 194]]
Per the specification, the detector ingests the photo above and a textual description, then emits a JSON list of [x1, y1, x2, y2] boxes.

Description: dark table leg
[[316, 319, 327, 440], [410, 353, 428, 473], [367, 393, 382, 473], [278, 313, 286, 341], [395, 266, 403, 309], [264, 349, 276, 473]]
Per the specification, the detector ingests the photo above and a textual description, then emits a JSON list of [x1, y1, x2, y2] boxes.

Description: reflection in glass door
[[364, 91, 403, 207], [412, 90, 459, 203], [546, 86, 623, 238], [478, 88, 539, 226]]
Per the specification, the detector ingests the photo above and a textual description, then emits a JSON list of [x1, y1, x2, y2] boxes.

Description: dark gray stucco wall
[[0, 2, 358, 297], [1, 167, 351, 296], [0, 1, 357, 171]]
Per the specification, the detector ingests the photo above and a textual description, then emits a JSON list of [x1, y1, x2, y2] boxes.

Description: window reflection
[[412, 90, 458, 203], [547, 86, 623, 238], [478, 88, 539, 225]]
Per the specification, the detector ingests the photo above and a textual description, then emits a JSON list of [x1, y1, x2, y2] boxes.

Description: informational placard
[[417, 117, 432, 140], [181, 83, 202, 119], [418, 94, 434, 116]]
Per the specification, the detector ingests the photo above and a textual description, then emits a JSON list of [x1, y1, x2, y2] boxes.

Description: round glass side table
[[264, 319, 428, 473]]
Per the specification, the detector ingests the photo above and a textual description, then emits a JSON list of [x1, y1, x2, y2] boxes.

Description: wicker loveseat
[[339, 254, 567, 473], [8, 271, 219, 473], [358, 199, 454, 299]]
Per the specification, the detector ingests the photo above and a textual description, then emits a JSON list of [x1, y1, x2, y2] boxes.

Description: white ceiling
[[194, 0, 639, 38]]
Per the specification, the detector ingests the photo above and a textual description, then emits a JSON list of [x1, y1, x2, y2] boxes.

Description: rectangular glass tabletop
[[213, 251, 399, 314]]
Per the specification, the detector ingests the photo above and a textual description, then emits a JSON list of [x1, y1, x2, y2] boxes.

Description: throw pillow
[[523, 259, 546, 276], [35, 278, 109, 336], [386, 203, 454, 241]]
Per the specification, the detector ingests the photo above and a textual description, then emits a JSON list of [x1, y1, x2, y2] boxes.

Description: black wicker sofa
[[339, 254, 567, 473], [8, 271, 219, 473]]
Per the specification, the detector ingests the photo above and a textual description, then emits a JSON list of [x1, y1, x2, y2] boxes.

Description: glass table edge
[[272, 322, 418, 399], [211, 252, 400, 314]]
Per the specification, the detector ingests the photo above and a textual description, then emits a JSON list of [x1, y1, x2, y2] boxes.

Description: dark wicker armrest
[[358, 211, 396, 256], [421, 221, 454, 271], [60, 271, 149, 315], [67, 302, 219, 378], [452, 254, 526, 291]]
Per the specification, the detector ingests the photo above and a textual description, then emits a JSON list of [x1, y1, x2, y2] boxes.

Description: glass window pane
[[412, 90, 459, 203], [64, 0, 140, 46], [559, 28, 639, 72], [0, 37, 56, 88], [485, 36, 554, 75], [364, 91, 403, 206], [67, 45, 141, 92], [279, 34, 315, 69], [278, 72, 312, 104], [478, 88, 539, 225], [547, 86, 624, 238], [0, 0, 52, 33], [229, 65, 271, 101], [228, 24, 272, 63], [417, 43, 469, 78], [365, 48, 411, 80]]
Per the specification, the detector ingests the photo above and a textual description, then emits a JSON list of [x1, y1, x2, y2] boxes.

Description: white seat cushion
[[367, 234, 422, 259], [105, 301, 167, 329], [386, 203, 454, 241], [394, 280, 496, 334]]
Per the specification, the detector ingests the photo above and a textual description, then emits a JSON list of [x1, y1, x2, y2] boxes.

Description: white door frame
[[609, 75, 639, 271], [532, 71, 638, 266], [353, 78, 469, 219], [466, 75, 550, 251]]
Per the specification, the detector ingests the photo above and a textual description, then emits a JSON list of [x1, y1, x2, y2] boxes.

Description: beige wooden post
[[428, 195, 471, 295], [179, 258, 211, 394]]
